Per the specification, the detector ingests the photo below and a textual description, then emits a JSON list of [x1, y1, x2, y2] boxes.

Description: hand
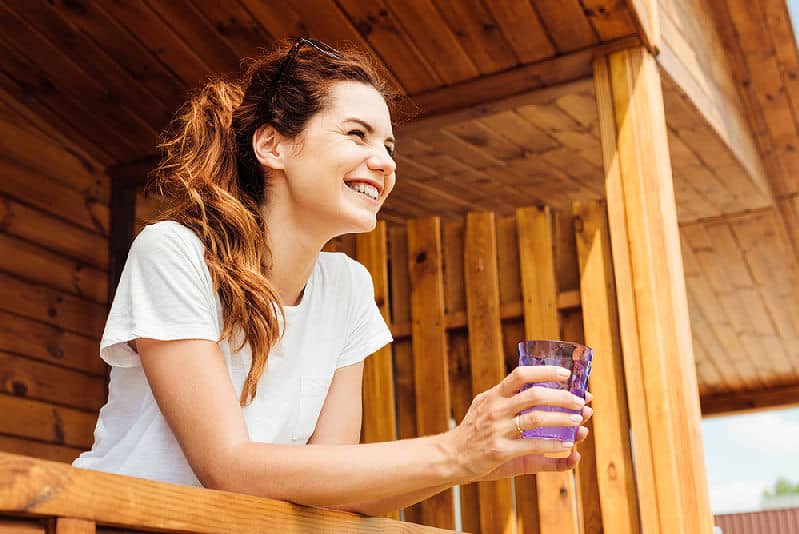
[[444, 366, 592, 483]]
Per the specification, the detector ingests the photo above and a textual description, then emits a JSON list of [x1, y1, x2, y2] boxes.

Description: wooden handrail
[[0, 452, 457, 533]]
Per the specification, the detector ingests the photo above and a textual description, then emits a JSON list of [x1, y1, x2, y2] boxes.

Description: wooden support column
[[516, 206, 578, 534], [407, 217, 455, 530], [355, 222, 399, 521], [464, 213, 515, 534], [573, 200, 641, 534], [593, 49, 713, 534]]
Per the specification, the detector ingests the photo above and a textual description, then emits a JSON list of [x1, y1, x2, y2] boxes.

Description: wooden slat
[[0, 519, 46, 533], [533, 0, 598, 52], [336, 0, 440, 93], [701, 382, 799, 416], [0, 352, 104, 412], [464, 212, 515, 534], [0, 196, 108, 270], [483, 0, 555, 63], [0, 311, 103, 377], [55, 518, 96, 534], [581, 0, 637, 41], [573, 200, 640, 534], [0, 452, 457, 534], [0, 159, 108, 236], [355, 222, 400, 516], [0, 395, 95, 449], [0, 234, 107, 305], [442, 221, 466, 316], [516, 205, 579, 534], [0, 435, 82, 464], [407, 217, 455, 530], [0, 272, 105, 340], [599, 48, 712, 533], [187, 0, 274, 62], [388, 225, 422, 525]]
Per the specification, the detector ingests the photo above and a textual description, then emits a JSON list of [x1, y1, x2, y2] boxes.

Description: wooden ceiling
[[0, 0, 640, 169]]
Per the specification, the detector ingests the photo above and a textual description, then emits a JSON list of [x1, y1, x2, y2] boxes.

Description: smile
[[345, 181, 380, 201]]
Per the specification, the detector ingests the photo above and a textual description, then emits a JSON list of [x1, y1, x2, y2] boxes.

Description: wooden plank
[[464, 212, 515, 534], [0, 435, 82, 464], [388, 226, 422, 524], [406, 217, 455, 530], [0, 395, 95, 449], [0, 159, 109, 236], [483, 0, 556, 63], [54, 518, 95, 534], [581, 0, 637, 41], [600, 48, 713, 533], [701, 382, 799, 416], [534, 1, 597, 52], [573, 200, 641, 534], [516, 205, 579, 534], [431, 0, 517, 74], [0, 452, 459, 534], [0, 352, 104, 412], [109, 178, 139, 304], [336, 0, 440, 93], [185, 0, 274, 62], [0, 234, 107, 305], [0, 196, 108, 271], [0, 311, 103, 377], [0, 272, 106, 340], [354, 222, 400, 516]]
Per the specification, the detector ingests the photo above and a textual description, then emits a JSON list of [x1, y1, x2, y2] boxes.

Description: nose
[[367, 146, 397, 176]]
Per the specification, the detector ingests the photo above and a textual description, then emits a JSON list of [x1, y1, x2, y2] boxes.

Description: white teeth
[[346, 182, 379, 200]]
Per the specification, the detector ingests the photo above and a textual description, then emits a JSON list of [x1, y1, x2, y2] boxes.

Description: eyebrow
[[344, 117, 395, 144]]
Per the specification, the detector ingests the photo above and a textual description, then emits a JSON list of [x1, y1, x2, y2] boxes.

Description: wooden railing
[[0, 452, 456, 533]]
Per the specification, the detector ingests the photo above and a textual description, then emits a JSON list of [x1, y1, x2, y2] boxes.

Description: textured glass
[[518, 340, 593, 442]]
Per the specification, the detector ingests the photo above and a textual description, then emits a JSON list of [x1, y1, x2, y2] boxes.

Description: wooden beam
[[573, 200, 641, 534], [623, 0, 660, 53], [463, 212, 515, 534], [54, 518, 95, 534], [407, 217, 455, 530], [0, 452, 457, 533], [701, 383, 799, 417], [516, 205, 580, 534], [395, 36, 641, 138], [594, 49, 713, 533]]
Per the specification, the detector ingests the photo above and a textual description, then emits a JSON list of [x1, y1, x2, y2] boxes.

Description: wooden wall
[[0, 94, 109, 463]]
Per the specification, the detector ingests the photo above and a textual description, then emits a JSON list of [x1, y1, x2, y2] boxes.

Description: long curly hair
[[152, 40, 393, 404]]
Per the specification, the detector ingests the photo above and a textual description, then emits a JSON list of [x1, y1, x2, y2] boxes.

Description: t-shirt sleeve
[[336, 259, 393, 368], [100, 223, 222, 367]]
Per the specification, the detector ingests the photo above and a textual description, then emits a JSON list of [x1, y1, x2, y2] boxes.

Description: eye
[[347, 129, 367, 140]]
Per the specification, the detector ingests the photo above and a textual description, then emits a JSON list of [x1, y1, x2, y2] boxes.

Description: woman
[[74, 38, 592, 515]]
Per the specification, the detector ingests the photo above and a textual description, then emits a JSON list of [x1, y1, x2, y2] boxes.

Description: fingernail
[[561, 441, 574, 448]]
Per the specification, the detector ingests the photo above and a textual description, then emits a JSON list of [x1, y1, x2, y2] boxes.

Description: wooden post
[[407, 217, 455, 529], [464, 212, 516, 534], [54, 518, 96, 533], [573, 200, 641, 534], [355, 222, 399, 521], [593, 49, 713, 534], [516, 206, 579, 534]]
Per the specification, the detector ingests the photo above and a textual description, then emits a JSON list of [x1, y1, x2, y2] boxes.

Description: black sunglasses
[[270, 37, 341, 107]]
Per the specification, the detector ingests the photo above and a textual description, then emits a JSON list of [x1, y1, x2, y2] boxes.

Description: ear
[[252, 125, 288, 171]]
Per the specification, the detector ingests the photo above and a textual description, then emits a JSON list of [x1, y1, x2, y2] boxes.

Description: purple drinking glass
[[517, 340, 593, 445]]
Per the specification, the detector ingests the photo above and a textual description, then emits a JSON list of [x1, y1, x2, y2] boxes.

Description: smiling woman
[[70, 38, 592, 516]]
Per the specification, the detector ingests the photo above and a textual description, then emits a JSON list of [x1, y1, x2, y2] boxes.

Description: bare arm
[[136, 338, 587, 511]]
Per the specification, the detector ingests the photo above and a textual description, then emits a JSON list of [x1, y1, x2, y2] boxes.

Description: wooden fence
[[324, 202, 639, 533]]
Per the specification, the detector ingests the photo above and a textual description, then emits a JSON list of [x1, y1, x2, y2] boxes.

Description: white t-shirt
[[73, 221, 392, 486]]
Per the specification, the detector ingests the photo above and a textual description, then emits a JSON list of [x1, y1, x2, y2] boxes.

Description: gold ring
[[514, 414, 524, 436]]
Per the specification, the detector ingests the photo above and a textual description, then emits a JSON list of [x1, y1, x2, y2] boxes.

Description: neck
[[260, 201, 330, 307]]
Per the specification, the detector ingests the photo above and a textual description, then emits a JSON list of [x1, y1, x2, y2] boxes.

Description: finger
[[582, 406, 594, 423], [532, 451, 582, 473], [509, 435, 576, 457], [506, 384, 585, 414], [575, 426, 589, 442], [499, 365, 570, 397], [585, 391, 593, 403], [510, 409, 582, 437]]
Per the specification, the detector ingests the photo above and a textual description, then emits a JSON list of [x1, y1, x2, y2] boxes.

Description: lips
[[344, 177, 384, 197]]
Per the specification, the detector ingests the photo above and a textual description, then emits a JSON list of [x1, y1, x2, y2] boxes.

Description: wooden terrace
[[1, 0, 798, 532]]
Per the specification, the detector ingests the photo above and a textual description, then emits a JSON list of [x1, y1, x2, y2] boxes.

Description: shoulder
[[131, 221, 204, 260]]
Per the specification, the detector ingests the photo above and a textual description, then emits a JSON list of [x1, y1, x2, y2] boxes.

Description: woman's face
[[265, 81, 396, 238]]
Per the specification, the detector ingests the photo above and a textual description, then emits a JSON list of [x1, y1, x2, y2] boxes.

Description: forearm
[[206, 433, 468, 507], [328, 482, 456, 516]]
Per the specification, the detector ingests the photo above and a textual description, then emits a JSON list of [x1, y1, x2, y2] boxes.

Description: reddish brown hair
[[153, 40, 393, 404]]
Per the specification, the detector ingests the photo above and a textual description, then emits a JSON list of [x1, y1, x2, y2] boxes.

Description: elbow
[[190, 444, 247, 494]]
